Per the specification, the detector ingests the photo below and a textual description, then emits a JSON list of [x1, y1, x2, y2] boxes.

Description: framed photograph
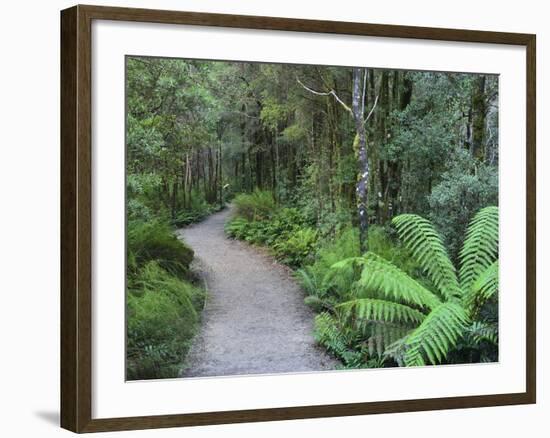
[[60, 4, 536, 433]]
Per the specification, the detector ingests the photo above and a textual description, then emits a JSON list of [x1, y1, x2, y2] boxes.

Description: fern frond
[[459, 206, 499, 292], [383, 335, 409, 366], [314, 312, 350, 357], [463, 261, 499, 313], [467, 321, 499, 346], [295, 267, 319, 296], [324, 256, 366, 296], [337, 299, 426, 326], [367, 323, 412, 358], [356, 253, 442, 310], [404, 302, 469, 366], [392, 214, 461, 301]]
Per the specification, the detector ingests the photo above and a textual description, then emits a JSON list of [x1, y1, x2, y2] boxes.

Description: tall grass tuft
[[232, 189, 276, 221], [126, 219, 205, 380]]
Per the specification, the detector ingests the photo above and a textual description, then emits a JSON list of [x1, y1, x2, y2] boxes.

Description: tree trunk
[[352, 67, 369, 253], [472, 75, 487, 161]]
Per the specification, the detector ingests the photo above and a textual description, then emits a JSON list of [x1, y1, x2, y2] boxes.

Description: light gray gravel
[[176, 205, 338, 378]]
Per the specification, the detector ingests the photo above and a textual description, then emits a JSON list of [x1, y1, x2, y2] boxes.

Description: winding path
[[176, 206, 338, 377]]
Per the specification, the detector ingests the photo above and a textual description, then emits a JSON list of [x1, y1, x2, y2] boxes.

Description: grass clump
[[126, 219, 205, 380], [128, 220, 194, 279], [233, 189, 276, 221]]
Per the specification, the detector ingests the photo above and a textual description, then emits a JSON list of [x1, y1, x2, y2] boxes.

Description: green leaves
[[404, 303, 470, 366], [324, 207, 498, 368], [463, 261, 499, 314], [353, 253, 441, 310], [393, 214, 461, 301], [459, 206, 499, 293], [338, 299, 426, 326]]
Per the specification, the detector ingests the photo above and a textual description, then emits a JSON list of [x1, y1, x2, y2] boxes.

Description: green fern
[[404, 302, 470, 366], [467, 321, 499, 346], [338, 299, 425, 326], [322, 206, 499, 368], [314, 312, 351, 359], [392, 214, 461, 301], [355, 253, 441, 310], [295, 267, 320, 296], [459, 206, 499, 292], [463, 261, 498, 314], [367, 322, 412, 358]]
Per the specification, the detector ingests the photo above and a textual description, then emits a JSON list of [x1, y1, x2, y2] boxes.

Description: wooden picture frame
[[61, 4, 536, 433]]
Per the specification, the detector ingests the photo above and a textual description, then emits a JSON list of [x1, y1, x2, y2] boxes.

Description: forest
[[126, 56, 499, 380]]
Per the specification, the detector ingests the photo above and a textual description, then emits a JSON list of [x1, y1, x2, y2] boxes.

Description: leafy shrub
[[225, 208, 312, 257], [303, 295, 327, 313], [171, 190, 223, 228], [295, 227, 360, 299], [127, 262, 205, 380], [127, 173, 166, 218], [233, 190, 276, 221], [263, 207, 308, 244], [273, 228, 318, 268], [313, 312, 366, 368], [224, 217, 250, 240], [128, 220, 194, 279], [428, 152, 498, 260], [127, 198, 153, 222]]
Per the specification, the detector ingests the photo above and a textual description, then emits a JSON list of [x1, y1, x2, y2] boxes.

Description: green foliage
[[313, 312, 366, 368], [429, 154, 498, 260], [233, 190, 276, 221], [126, 218, 205, 380], [224, 217, 250, 240], [353, 253, 442, 310], [458, 206, 499, 292], [404, 303, 469, 366], [128, 220, 194, 279], [296, 227, 360, 299], [126, 56, 500, 373], [464, 261, 499, 314], [321, 206, 498, 368], [303, 295, 327, 313], [273, 228, 318, 268], [127, 262, 205, 380], [467, 321, 499, 346], [226, 203, 318, 267], [172, 190, 223, 227], [338, 299, 426, 326], [392, 214, 461, 301]]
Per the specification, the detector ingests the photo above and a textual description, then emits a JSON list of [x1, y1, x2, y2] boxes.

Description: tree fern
[[463, 261, 498, 313], [315, 206, 498, 368], [367, 323, 412, 358], [392, 214, 461, 301], [355, 253, 441, 310], [404, 302, 470, 366], [459, 206, 499, 292], [467, 321, 499, 346], [323, 257, 365, 297], [295, 267, 320, 296], [338, 299, 426, 326]]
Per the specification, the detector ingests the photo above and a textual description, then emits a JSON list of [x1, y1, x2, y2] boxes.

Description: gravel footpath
[[176, 206, 338, 378]]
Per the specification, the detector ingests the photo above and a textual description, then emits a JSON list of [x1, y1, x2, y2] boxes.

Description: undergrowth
[[126, 219, 206, 380]]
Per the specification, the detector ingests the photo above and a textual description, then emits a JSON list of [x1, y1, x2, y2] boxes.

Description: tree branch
[[296, 76, 353, 115], [364, 95, 379, 124], [361, 69, 367, 116]]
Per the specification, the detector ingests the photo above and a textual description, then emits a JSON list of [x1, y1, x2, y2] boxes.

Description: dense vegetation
[[126, 216, 206, 380], [127, 55, 499, 374]]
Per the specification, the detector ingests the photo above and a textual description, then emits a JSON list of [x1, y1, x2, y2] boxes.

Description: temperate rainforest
[[126, 57, 499, 380]]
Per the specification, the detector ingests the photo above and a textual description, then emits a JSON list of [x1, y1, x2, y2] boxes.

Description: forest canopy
[[126, 56, 499, 378]]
